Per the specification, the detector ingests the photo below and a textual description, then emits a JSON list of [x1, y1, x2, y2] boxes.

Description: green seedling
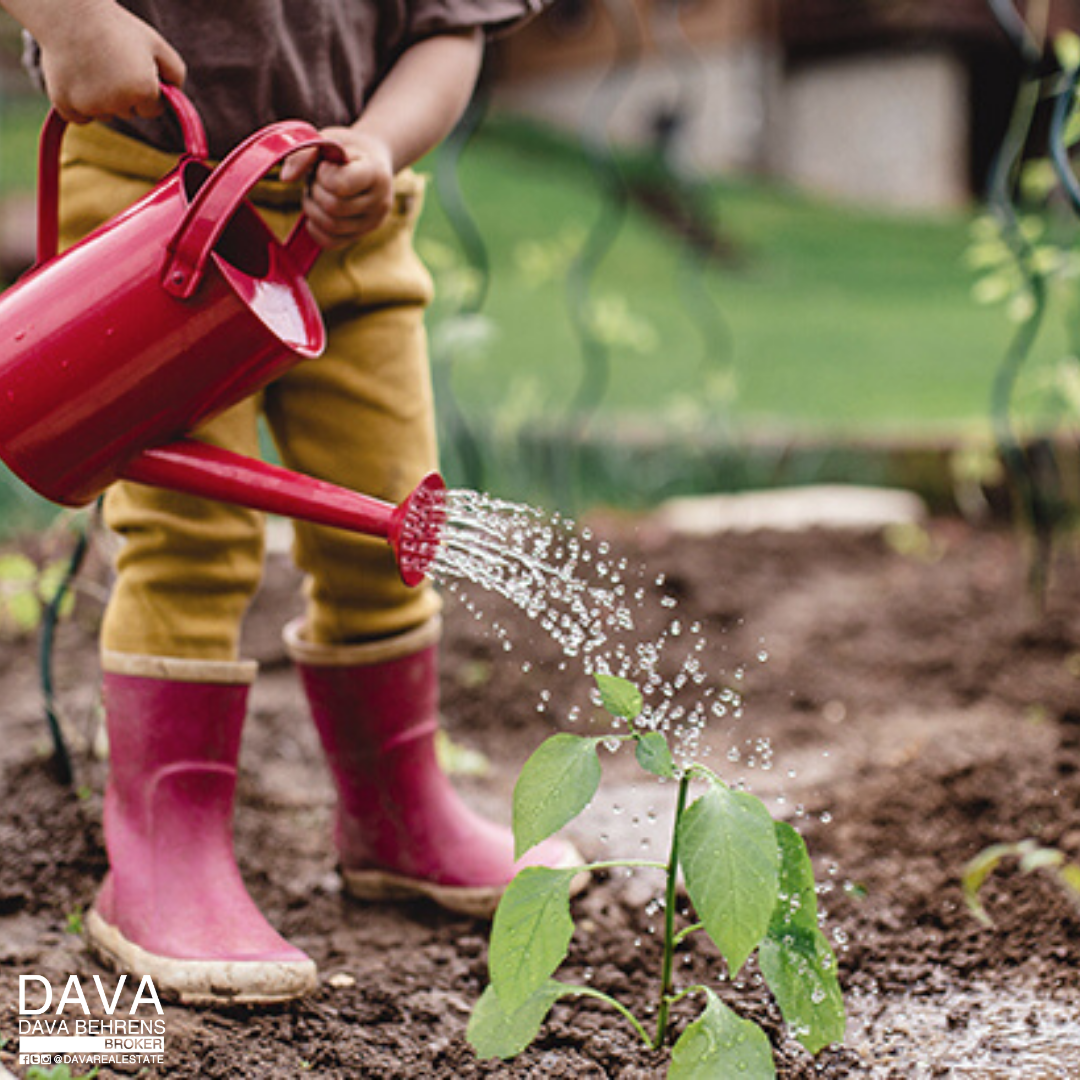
[[64, 904, 85, 937], [26, 1065, 99, 1080], [963, 838, 1080, 927], [468, 674, 846, 1077], [0, 552, 76, 638]]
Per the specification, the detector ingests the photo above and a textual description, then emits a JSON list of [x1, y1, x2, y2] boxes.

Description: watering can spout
[[120, 441, 446, 586]]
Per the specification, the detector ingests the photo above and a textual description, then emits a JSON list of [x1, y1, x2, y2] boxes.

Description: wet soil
[[1, 508, 1079, 1078]]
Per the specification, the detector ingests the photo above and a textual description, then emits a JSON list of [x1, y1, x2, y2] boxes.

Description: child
[[2, 0, 579, 1005]]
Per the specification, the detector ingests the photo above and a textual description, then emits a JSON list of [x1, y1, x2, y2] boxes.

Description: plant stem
[[685, 761, 724, 788], [565, 985, 654, 1049], [671, 921, 704, 948], [653, 771, 691, 1049], [667, 984, 708, 1008]]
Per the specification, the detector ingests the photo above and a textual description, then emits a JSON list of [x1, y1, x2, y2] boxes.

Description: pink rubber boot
[[285, 617, 583, 918], [85, 652, 317, 1004]]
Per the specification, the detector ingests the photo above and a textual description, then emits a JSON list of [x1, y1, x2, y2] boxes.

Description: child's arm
[[1, 0, 184, 123], [280, 29, 484, 250]]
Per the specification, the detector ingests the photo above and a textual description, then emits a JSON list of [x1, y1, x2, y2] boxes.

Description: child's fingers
[[129, 41, 187, 118], [300, 195, 383, 246], [300, 206, 362, 247], [312, 154, 386, 199], [288, 131, 394, 247], [305, 174, 390, 219], [280, 147, 321, 185], [155, 41, 187, 95], [300, 182, 395, 247]]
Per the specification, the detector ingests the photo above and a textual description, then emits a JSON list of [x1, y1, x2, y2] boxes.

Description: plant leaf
[[1065, 106, 1080, 151], [594, 673, 643, 720], [1061, 863, 1080, 897], [635, 730, 676, 778], [1055, 28, 1080, 73], [758, 822, 846, 1055], [489, 866, 578, 1012], [963, 839, 1080, 925], [0, 553, 36, 582], [1018, 843, 1064, 874], [1, 590, 41, 633], [758, 930, 845, 1056], [961, 842, 1014, 927], [0, 554, 44, 634], [512, 733, 601, 859], [467, 980, 569, 1061], [669, 988, 775, 1080], [1019, 158, 1059, 203], [678, 782, 780, 975]]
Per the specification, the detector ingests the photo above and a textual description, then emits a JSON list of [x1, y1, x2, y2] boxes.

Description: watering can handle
[[162, 123, 346, 299], [35, 84, 208, 265]]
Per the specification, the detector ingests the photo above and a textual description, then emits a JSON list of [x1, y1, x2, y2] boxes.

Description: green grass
[[419, 119, 1062, 440], [0, 95, 48, 196], [0, 102, 1046, 438]]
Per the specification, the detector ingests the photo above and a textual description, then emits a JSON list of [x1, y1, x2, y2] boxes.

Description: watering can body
[[0, 160, 325, 506], [0, 88, 445, 585]]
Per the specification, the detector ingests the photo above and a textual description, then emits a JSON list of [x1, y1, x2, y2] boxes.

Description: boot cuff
[[101, 650, 258, 685], [283, 615, 441, 668]]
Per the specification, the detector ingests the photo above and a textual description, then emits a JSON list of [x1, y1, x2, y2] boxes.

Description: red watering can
[[0, 87, 444, 586]]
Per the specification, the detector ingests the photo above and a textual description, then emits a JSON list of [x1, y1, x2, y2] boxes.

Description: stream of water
[[429, 488, 748, 764]]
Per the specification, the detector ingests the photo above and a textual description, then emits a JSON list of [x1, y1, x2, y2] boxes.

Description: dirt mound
[[1, 517, 1078, 1077]]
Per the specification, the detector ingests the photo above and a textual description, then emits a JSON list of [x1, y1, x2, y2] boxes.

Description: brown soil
[[1, 510, 1079, 1078]]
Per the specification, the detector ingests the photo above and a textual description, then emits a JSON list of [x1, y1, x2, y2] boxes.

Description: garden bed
[[1, 507, 1079, 1077]]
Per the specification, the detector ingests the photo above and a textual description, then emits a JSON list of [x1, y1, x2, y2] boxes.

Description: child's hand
[[280, 128, 396, 250], [33, 1, 185, 124]]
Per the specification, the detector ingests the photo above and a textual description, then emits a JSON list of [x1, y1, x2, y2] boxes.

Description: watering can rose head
[[388, 473, 447, 587]]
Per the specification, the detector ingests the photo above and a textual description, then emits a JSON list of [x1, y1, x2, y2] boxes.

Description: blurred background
[[2, 0, 1080, 527]]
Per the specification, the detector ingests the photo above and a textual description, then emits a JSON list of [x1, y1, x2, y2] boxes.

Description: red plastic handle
[[35, 84, 208, 265], [162, 122, 345, 299]]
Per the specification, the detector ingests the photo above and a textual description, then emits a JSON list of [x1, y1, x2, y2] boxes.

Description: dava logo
[[19, 974, 163, 1016]]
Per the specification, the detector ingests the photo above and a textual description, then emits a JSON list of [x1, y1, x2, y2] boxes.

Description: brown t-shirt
[[64, 1, 546, 157]]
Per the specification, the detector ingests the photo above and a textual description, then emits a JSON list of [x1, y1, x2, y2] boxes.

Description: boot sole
[[342, 845, 590, 920], [342, 868, 508, 918], [85, 911, 319, 1006]]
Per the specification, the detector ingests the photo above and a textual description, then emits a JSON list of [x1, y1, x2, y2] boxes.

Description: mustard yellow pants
[[58, 123, 441, 660]]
